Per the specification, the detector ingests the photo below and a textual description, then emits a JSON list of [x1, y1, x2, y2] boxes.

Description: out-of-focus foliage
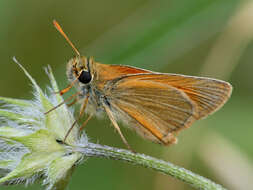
[[1, 0, 252, 189]]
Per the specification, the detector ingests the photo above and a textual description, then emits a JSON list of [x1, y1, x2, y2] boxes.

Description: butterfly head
[[67, 56, 93, 85]]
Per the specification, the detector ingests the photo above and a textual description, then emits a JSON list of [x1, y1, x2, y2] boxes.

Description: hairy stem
[[75, 143, 226, 190]]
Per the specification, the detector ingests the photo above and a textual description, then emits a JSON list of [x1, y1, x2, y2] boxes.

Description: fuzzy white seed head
[[0, 62, 88, 190]]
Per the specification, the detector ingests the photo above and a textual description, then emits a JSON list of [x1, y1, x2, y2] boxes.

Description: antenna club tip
[[53, 20, 60, 28], [53, 20, 80, 56]]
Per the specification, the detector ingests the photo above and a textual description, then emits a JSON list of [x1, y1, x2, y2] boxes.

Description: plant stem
[[75, 143, 226, 190]]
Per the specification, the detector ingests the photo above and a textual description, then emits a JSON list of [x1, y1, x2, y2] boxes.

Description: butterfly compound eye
[[78, 70, 92, 84]]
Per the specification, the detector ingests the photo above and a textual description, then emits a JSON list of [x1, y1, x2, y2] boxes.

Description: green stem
[[75, 143, 226, 190]]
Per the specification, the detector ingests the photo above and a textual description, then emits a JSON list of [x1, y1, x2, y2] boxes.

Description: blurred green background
[[1, 0, 253, 189]]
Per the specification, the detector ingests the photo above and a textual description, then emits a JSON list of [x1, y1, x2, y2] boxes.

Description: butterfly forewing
[[106, 76, 197, 145], [131, 74, 232, 119], [101, 70, 231, 145]]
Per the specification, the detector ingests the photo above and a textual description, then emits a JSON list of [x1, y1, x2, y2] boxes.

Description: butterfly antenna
[[53, 20, 80, 56]]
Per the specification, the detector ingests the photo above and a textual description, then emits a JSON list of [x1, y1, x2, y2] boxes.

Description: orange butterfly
[[47, 20, 232, 150]]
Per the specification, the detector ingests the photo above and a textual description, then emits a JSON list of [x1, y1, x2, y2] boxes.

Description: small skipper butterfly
[[46, 20, 232, 150]]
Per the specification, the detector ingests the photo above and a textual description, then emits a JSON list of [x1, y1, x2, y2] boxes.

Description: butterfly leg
[[67, 98, 78, 107], [79, 114, 93, 132], [64, 94, 89, 142], [45, 91, 80, 114], [103, 104, 135, 152], [56, 72, 82, 95]]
